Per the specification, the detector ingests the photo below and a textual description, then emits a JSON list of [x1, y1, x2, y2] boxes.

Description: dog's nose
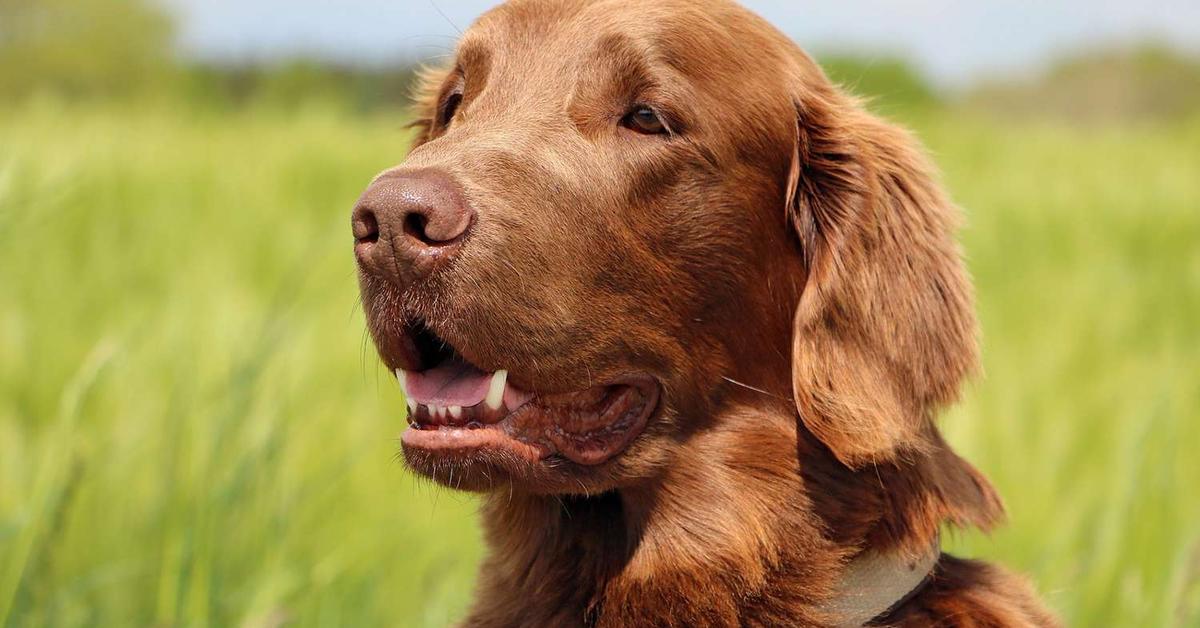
[[352, 169, 474, 285]]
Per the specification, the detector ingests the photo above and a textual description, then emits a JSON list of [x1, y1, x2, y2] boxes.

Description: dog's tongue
[[404, 359, 492, 406]]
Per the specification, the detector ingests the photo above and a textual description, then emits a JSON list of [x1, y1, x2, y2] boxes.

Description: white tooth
[[448, 406, 462, 419], [407, 398, 416, 414], [432, 405, 444, 419], [396, 369, 411, 405], [485, 370, 508, 410]]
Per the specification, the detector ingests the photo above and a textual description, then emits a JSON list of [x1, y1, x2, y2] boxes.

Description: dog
[[352, 0, 1058, 625]]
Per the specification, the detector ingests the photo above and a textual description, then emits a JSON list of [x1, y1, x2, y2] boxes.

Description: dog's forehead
[[461, 0, 778, 83], [436, 0, 807, 174]]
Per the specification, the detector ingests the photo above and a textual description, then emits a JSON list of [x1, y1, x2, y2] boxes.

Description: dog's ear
[[407, 64, 454, 148], [786, 81, 978, 469]]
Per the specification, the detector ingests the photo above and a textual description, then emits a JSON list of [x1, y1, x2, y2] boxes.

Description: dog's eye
[[622, 106, 669, 135], [440, 91, 463, 127]]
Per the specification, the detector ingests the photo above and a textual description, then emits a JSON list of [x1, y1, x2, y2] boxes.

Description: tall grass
[[1, 103, 1197, 626], [0, 103, 481, 627]]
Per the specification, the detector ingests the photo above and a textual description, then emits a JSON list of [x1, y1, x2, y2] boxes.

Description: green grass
[[1, 102, 1197, 627]]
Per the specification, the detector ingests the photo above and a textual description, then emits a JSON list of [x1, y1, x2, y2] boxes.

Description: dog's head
[[354, 0, 976, 494]]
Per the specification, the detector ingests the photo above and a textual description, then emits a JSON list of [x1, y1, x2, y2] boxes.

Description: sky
[[163, 0, 1200, 86]]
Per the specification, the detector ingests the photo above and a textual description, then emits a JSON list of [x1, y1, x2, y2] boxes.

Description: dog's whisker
[[721, 376, 787, 401]]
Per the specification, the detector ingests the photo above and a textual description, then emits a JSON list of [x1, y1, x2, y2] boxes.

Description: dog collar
[[822, 538, 941, 627]]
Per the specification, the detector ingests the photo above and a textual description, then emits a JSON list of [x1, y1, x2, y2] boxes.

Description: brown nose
[[352, 169, 474, 286]]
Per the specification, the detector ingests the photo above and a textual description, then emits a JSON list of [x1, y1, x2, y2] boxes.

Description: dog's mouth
[[392, 319, 659, 466]]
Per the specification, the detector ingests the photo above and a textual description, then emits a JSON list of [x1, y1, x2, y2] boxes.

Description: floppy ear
[[406, 64, 454, 148], [786, 83, 979, 469]]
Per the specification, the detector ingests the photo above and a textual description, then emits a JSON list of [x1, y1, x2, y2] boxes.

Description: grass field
[[1, 102, 1198, 627]]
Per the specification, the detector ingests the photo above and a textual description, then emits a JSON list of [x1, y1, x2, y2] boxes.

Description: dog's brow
[[588, 32, 676, 97], [455, 38, 491, 76], [593, 32, 652, 71]]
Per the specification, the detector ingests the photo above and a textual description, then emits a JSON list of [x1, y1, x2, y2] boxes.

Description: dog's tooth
[[432, 405, 445, 420], [448, 406, 463, 419], [486, 370, 508, 410], [397, 369, 414, 414]]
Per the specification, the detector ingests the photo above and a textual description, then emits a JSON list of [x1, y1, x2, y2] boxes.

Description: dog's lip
[[375, 316, 661, 465], [375, 317, 510, 381], [400, 375, 661, 466], [401, 423, 550, 463], [377, 315, 616, 398], [374, 319, 424, 373]]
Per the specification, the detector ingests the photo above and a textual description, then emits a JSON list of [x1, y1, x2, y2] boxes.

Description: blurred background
[[1, 1, 1198, 626]]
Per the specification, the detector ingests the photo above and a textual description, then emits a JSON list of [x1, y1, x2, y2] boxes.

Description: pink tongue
[[404, 360, 492, 406]]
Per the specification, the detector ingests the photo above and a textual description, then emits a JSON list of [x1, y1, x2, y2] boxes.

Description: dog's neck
[[460, 401, 970, 627]]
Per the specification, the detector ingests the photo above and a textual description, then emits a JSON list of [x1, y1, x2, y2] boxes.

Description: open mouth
[[393, 320, 659, 466]]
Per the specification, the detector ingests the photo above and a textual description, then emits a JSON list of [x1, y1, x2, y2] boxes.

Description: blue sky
[[163, 0, 1200, 86]]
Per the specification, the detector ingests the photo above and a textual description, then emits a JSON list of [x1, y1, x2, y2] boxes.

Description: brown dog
[[352, 0, 1058, 625]]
